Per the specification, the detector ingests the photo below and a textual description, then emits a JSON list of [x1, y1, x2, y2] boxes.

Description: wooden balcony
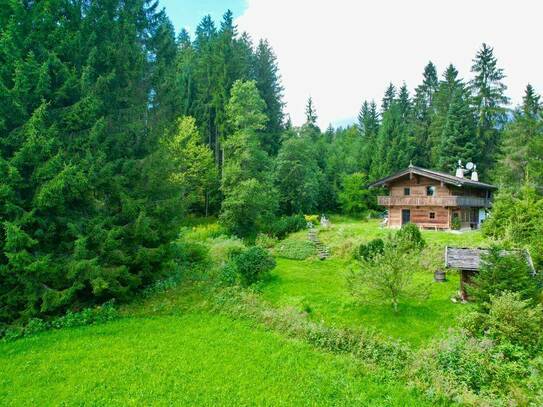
[[377, 195, 491, 208]]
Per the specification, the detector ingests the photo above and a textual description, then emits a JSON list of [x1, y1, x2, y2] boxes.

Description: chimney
[[455, 160, 464, 178]]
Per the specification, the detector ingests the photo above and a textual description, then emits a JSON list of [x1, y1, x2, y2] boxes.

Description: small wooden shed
[[444, 247, 536, 300]]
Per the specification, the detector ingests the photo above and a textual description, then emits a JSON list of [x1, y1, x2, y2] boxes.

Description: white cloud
[[236, 0, 543, 129]]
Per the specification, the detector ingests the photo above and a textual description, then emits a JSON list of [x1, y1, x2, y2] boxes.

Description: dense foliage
[[0, 0, 185, 324], [349, 225, 428, 312], [467, 246, 541, 306]]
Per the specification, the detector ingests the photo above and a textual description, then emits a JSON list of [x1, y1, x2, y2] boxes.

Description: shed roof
[[445, 247, 536, 273], [369, 165, 497, 190]]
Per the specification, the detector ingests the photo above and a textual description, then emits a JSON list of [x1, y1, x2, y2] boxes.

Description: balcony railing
[[377, 195, 491, 207]]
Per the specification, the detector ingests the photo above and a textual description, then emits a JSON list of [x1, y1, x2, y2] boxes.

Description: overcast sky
[[163, 0, 543, 129]]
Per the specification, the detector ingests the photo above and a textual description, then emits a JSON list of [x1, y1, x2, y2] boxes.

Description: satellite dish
[[465, 162, 474, 170]]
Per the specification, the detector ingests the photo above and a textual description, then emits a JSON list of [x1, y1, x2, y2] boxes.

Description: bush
[[206, 235, 246, 267], [1, 301, 118, 342], [183, 223, 227, 241], [451, 216, 461, 230], [304, 214, 319, 224], [413, 291, 543, 405], [265, 215, 306, 239], [218, 262, 240, 286], [255, 233, 278, 249], [356, 238, 384, 261], [460, 291, 543, 352], [467, 246, 541, 306], [395, 223, 426, 251], [274, 239, 315, 260], [348, 243, 429, 313], [232, 246, 276, 286], [174, 241, 209, 266]]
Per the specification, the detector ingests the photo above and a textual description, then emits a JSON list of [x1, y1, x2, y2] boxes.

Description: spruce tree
[[358, 100, 380, 173], [412, 62, 439, 166], [497, 84, 543, 188], [436, 87, 478, 172], [428, 64, 466, 167], [381, 83, 396, 112], [254, 39, 285, 155], [470, 43, 509, 174], [0, 0, 184, 324]]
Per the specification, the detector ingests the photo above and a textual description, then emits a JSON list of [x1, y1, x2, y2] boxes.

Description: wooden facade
[[369, 165, 497, 230]]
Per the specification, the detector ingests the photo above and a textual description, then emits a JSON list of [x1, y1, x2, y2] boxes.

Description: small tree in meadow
[[348, 228, 429, 313], [233, 246, 276, 286]]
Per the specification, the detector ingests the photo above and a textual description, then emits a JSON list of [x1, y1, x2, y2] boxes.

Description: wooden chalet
[[369, 164, 497, 230]]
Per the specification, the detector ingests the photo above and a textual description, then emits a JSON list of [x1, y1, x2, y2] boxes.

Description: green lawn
[[263, 218, 486, 346], [0, 313, 432, 406], [0, 218, 486, 405]]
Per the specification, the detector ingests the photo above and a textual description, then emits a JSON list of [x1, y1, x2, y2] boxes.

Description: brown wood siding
[[388, 206, 450, 229], [389, 175, 451, 197]]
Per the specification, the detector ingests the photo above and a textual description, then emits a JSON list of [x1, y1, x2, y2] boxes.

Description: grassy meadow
[[265, 218, 487, 346], [1, 217, 490, 405], [1, 314, 434, 406]]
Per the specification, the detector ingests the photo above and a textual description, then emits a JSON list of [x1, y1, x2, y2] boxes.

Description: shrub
[[460, 291, 543, 352], [304, 214, 319, 224], [467, 246, 540, 306], [413, 291, 543, 405], [183, 223, 227, 241], [206, 235, 246, 267], [348, 242, 429, 313], [174, 241, 209, 266], [218, 262, 240, 286], [356, 238, 384, 261], [1, 301, 118, 342], [395, 223, 426, 251], [451, 216, 461, 230], [265, 215, 306, 239], [274, 239, 315, 260], [232, 246, 276, 286], [255, 233, 278, 249]]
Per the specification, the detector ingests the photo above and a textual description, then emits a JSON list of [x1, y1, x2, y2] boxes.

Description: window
[[426, 186, 436, 196], [404, 188, 410, 196], [429, 212, 435, 219]]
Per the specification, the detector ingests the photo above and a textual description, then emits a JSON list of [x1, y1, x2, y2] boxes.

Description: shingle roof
[[445, 247, 536, 273], [368, 165, 497, 190]]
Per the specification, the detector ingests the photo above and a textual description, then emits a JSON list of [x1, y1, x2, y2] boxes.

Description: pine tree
[[497, 84, 543, 188], [381, 83, 396, 112], [358, 100, 380, 172], [371, 103, 413, 179], [470, 43, 509, 173], [254, 39, 284, 155], [436, 88, 478, 172], [396, 83, 411, 119], [428, 64, 466, 167], [0, 0, 184, 324], [412, 62, 439, 166], [305, 96, 318, 126]]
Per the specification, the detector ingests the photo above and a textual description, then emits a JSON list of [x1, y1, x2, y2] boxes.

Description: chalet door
[[401, 209, 411, 225]]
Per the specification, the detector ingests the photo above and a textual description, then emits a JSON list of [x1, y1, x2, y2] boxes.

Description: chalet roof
[[368, 165, 497, 190], [445, 247, 536, 273]]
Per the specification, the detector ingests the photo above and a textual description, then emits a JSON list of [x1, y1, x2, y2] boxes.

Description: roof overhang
[[368, 166, 497, 190]]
